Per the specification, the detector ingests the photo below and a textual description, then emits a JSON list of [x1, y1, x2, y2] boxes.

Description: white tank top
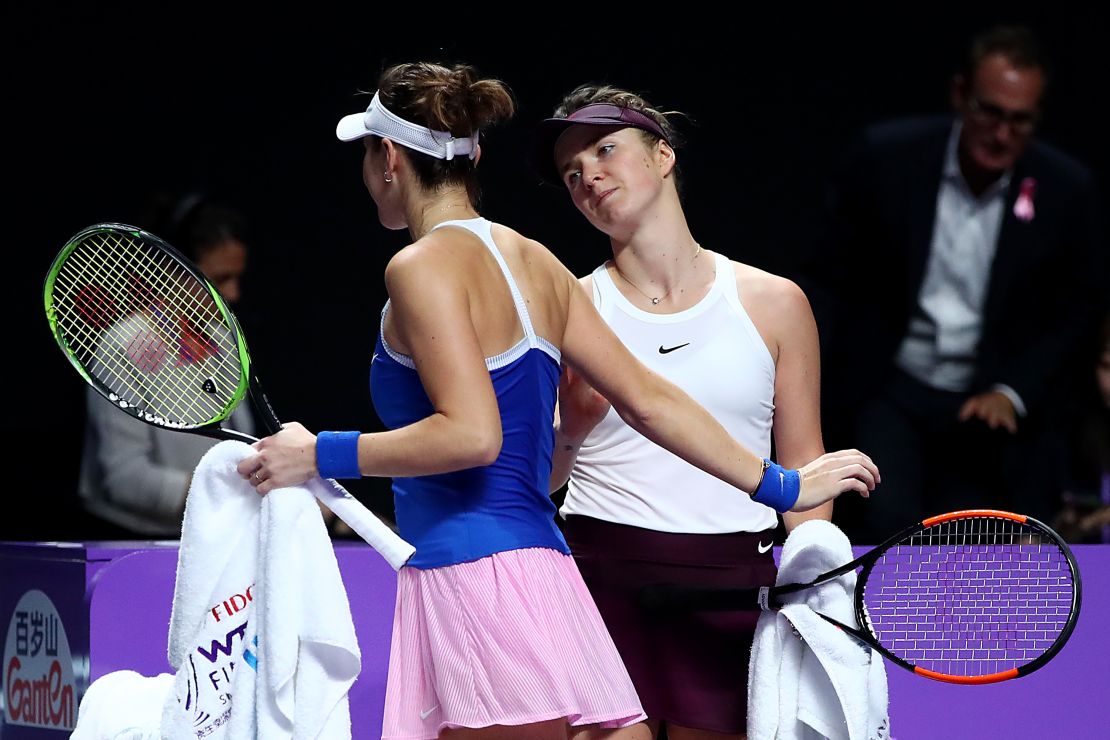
[[560, 252, 779, 533]]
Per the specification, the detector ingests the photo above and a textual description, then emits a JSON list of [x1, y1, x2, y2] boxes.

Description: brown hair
[[142, 190, 249, 262], [964, 25, 1050, 88], [371, 62, 515, 207]]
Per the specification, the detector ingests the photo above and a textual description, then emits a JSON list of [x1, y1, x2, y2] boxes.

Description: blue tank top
[[369, 218, 569, 569]]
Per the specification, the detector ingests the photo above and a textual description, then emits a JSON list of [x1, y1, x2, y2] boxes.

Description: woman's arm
[[549, 363, 611, 492], [753, 274, 835, 530], [548, 275, 610, 492], [558, 268, 878, 512], [239, 243, 504, 491], [87, 388, 191, 520]]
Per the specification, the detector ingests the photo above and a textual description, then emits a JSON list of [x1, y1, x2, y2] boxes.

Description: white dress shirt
[[895, 122, 1026, 414]]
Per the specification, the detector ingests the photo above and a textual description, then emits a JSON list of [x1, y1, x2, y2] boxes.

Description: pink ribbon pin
[[1013, 177, 1036, 222]]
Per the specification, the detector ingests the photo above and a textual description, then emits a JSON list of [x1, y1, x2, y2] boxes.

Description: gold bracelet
[[752, 458, 771, 496]]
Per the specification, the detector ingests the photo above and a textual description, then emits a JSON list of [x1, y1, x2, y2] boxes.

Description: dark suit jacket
[[805, 116, 1105, 423]]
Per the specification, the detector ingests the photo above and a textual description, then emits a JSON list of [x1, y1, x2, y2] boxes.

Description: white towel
[[239, 482, 361, 738], [160, 440, 362, 739], [748, 520, 890, 740], [71, 670, 174, 740]]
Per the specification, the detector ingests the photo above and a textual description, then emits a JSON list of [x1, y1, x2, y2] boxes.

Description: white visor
[[335, 92, 479, 160]]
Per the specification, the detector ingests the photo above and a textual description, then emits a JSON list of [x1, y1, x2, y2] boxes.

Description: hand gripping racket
[[44, 222, 414, 568], [640, 510, 1081, 684]]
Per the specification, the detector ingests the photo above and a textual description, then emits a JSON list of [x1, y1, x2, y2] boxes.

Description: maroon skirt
[[563, 515, 778, 735]]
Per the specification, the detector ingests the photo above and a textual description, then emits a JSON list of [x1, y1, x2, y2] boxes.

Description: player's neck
[[408, 190, 478, 240], [610, 207, 701, 286], [609, 237, 707, 309]]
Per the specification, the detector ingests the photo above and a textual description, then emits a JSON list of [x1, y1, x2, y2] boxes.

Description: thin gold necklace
[[613, 244, 703, 305]]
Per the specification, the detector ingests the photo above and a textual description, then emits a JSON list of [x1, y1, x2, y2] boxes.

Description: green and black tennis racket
[[44, 222, 413, 566], [640, 510, 1081, 685]]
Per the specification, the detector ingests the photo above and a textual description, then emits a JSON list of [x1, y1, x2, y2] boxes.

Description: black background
[[8, 4, 1107, 539]]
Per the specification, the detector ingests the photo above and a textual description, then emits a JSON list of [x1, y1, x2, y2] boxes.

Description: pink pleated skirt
[[381, 546, 647, 740]]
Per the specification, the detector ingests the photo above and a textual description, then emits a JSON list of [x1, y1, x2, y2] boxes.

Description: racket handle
[[307, 476, 415, 570], [638, 583, 765, 612], [251, 377, 283, 436]]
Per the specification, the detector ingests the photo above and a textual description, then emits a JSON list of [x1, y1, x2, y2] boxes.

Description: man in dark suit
[[806, 25, 1105, 542]]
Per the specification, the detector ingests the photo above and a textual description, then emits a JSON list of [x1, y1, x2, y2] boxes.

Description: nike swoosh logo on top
[[420, 705, 439, 720], [757, 540, 773, 554], [658, 343, 690, 354]]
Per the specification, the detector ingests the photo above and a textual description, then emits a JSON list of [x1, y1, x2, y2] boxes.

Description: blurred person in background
[[804, 24, 1105, 542]]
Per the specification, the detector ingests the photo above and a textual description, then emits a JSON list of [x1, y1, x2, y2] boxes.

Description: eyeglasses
[[966, 96, 1039, 134]]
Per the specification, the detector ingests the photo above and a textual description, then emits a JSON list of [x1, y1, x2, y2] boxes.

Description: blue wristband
[[752, 459, 800, 514], [316, 431, 362, 479]]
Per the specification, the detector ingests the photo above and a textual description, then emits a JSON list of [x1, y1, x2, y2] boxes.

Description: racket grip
[[638, 583, 765, 612], [307, 476, 415, 570]]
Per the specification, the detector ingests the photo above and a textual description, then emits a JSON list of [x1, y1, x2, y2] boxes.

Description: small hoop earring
[[383, 172, 393, 183]]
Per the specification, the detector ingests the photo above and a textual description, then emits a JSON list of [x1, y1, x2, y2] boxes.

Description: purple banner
[[2, 542, 1107, 739]]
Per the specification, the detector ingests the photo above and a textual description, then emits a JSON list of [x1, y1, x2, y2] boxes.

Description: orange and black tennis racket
[[640, 510, 1081, 684]]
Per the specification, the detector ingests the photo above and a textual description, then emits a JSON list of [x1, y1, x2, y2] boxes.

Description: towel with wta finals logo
[[161, 440, 360, 739], [171, 583, 259, 738], [162, 559, 261, 737], [160, 441, 265, 739]]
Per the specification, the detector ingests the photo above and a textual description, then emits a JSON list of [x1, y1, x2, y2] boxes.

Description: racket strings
[[54, 235, 219, 414], [861, 516, 1074, 677], [61, 240, 203, 367], [56, 275, 228, 425], [51, 230, 244, 425], [57, 232, 241, 423]]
